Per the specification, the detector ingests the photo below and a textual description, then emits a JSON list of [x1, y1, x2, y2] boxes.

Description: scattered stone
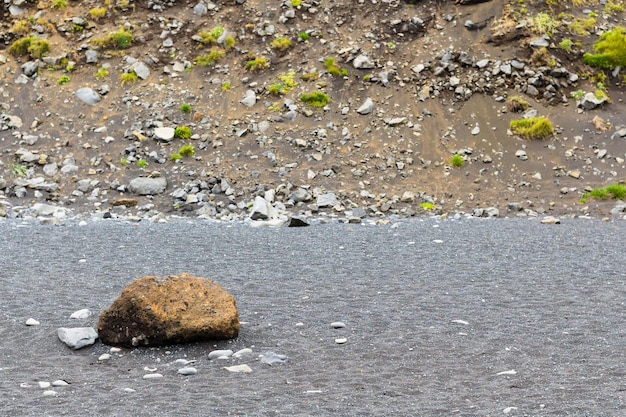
[[286, 216, 310, 227], [70, 308, 91, 319], [25, 318, 40, 326], [98, 353, 111, 361], [316, 192, 339, 208], [153, 127, 175, 142], [128, 177, 167, 195], [112, 198, 138, 207], [177, 367, 198, 375], [233, 348, 253, 358], [224, 364, 252, 373], [331, 321, 346, 328], [130, 62, 150, 80], [97, 273, 239, 347], [209, 349, 233, 360], [75, 87, 101, 105], [335, 338, 347, 344], [260, 351, 288, 365], [57, 327, 98, 350], [353, 54, 375, 69], [52, 380, 69, 386], [541, 216, 561, 224], [240, 90, 257, 107], [249, 195, 279, 220], [142, 373, 163, 379], [356, 98, 375, 115], [579, 92, 608, 110]]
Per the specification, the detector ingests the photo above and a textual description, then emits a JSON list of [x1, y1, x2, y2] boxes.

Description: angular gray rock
[[249, 195, 279, 220], [130, 61, 150, 80], [579, 92, 608, 110], [128, 177, 167, 195], [356, 98, 375, 115], [240, 90, 257, 107], [316, 192, 339, 208], [353, 54, 375, 69], [57, 327, 98, 350], [75, 87, 101, 105]]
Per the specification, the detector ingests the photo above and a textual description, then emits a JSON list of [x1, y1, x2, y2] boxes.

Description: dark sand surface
[[1, 218, 625, 416]]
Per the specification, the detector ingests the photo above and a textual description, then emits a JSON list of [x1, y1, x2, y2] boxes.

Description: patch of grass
[[509, 116, 554, 140], [195, 48, 226, 66], [530, 47, 552, 66], [120, 158, 128, 167], [120, 70, 138, 86], [298, 32, 309, 41], [11, 20, 30, 35], [580, 183, 626, 203], [300, 71, 319, 81], [222, 82, 231, 91], [291, 0, 301, 6], [92, 28, 133, 49], [90, 7, 107, 20], [224, 36, 236, 51], [11, 163, 28, 177], [559, 38, 574, 53], [178, 144, 195, 157], [51, 0, 67, 9], [528, 12, 561, 37], [246, 56, 269, 72], [568, 16, 596, 36], [169, 153, 182, 162], [268, 83, 287, 95], [57, 75, 70, 85], [571, 90, 585, 100], [583, 26, 626, 70], [271, 37, 292, 51], [9, 36, 50, 59], [179, 103, 192, 114], [323, 57, 348, 77], [419, 202, 435, 211], [506, 96, 529, 112], [95, 66, 109, 80], [136, 159, 148, 168], [174, 125, 192, 139], [450, 154, 464, 168], [300, 91, 330, 108], [605, 1, 625, 14], [198, 27, 224, 46]]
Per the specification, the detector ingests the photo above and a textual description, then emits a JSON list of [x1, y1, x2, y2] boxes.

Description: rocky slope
[[1, 0, 625, 223]]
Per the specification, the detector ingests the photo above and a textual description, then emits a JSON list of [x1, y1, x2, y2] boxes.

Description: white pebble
[[143, 366, 157, 372], [52, 380, 69, 387], [330, 322, 346, 328], [42, 390, 57, 396], [110, 347, 122, 353], [503, 407, 518, 414], [233, 348, 253, 358], [173, 359, 195, 366], [496, 369, 517, 376], [98, 354, 111, 361], [25, 318, 40, 326], [295, 322, 304, 327], [70, 309, 92, 319], [451, 319, 469, 325], [208, 349, 233, 360], [142, 373, 163, 379], [177, 367, 198, 376], [223, 364, 252, 373], [122, 387, 136, 393], [38, 381, 51, 389], [335, 338, 348, 344]]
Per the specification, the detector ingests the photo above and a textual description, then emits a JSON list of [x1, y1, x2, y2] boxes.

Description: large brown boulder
[[97, 273, 239, 347]]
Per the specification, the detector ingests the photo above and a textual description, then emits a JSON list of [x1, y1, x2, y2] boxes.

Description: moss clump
[[92, 28, 133, 49], [580, 184, 626, 203], [323, 57, 348, 77], [9, 36, 50, 59], [246, 56, 269, 72], [300, 91, 330, 108], [510, 117, 554, 140], [195, 48, 225, 66], [198, 27, 224, 46], [271, 37, 292, 51], [90, 7, 107, 20], [450, 154, 464, 167], [583, 26, 626, 70], [174, 126, 192, 139], [120, 70, 138, 86], [178, 144, 195, 157]]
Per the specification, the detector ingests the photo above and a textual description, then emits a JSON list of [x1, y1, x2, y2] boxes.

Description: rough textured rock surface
[[97, 273, 239, 347]]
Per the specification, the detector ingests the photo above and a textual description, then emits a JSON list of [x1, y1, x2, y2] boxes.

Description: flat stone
[[353, 54, 375, 69], [70, 308, 92, 319], [57, 327, 98, 350], [177, 367, 198, 375], [240, 90, 257, 107], [209, 349, 233, 359], [224, 364, 252, 373], [316, 192, 339, 208], [541, 216, 561, 224], [356, 97, 375, 115], [249, 195, 279, 220], [260, 351, 288, 365], [26, 318, 40, 326], [153, 127, 175, 142], [75, 87, 101, 105], [97, 273, 239, 347], [128, 177, 167, 195]]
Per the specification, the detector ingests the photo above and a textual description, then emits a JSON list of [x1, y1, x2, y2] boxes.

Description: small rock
[[353, 54, 375, 69], [177, 367, 198, 375], [98, 354, 111, 361], [26, 318, 40, 326], [233, 348, 253, 358], [57, 327, 98, 350], [356, 98, 375, 115], [260, 351, 288, 365], [142, 373, 163, 379], [70, 308, 92, 319], [331, 321, 346, 328], [240, 90, 257, 107], [75, 87, 101, 105], [208, 349, 233, 360], [541, 216, 561, 224], [153, 127, 175, 142], [128, 177, 167, 195], [52, 380, 69, 386], [224, 364, 252, 373], [335, 338, 347, 344]]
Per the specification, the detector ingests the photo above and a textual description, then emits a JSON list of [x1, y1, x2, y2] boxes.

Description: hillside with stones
[[1, 0, 626, 223]]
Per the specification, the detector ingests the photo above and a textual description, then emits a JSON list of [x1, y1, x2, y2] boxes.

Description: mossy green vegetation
[[136, 159, 148, 168], [246, 56, 269, 72], [120, 70, 138, 86], [178, 144, 195, 157], [583, 26, 626, 69], [56, 75, 70, 85], [271, 37, 292, 51], [450, 154, 464, 167], [580, 184, 626, 203], [509, 117, 554, 140], [419, 202, 435, 211], [323, 57, 348, 77], [300, 91, 330, 107], [195, 48, 225, 66], [174, 125, 192, 139], [9, 36, 50, 59], [179, 103, 192, 114], [198, 26, 225, 45], [95, 66, 109, 80], [92, 28, 133, 49]]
